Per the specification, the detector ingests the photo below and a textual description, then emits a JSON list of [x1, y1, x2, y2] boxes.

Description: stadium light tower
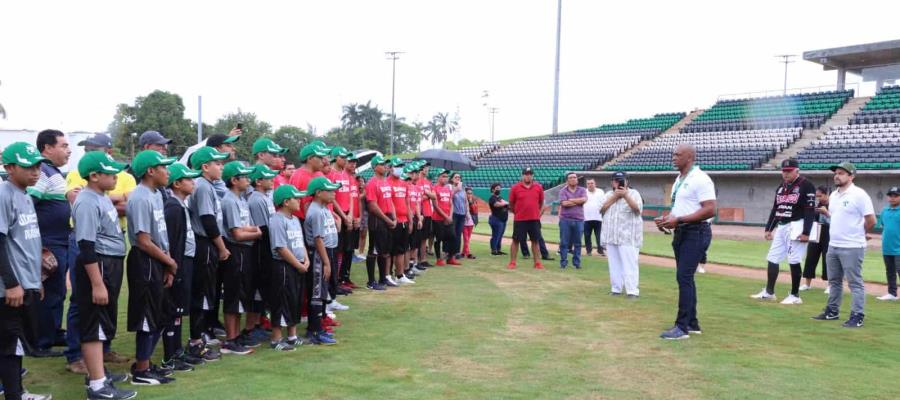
[[775, 54, 796, 95], [385, 51, 404, 155], [552, 0, 562, 135], [488, 107, 500, 142]]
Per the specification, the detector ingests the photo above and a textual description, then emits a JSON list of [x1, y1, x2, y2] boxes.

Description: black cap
[[889, 186, 900, 196], [612, 171, 627, 180], [781, 158, 800, 171], [138, 130, 172, 147], [521, 167, 534, 175], [77, 133, 113, 148]]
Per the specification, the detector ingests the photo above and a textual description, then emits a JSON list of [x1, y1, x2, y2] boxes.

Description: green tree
[[426, 112, 459, 146], [108, 90, 195, 159], [211, 110, 273, 162], [271, 125, 314, 166]]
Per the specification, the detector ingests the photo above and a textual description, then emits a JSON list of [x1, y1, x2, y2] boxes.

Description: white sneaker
[[398, 276, 416, 285], [329, 300, 350, 311], [798, 284, 811, 291], [750, 288, 776, 301], [22, 393, 53, 400], [780, 294, 803, 305], [824, 286, 831, 295], [385, 276, 398, 286], [697, 265, 706, 274], [877, 293, 899, 301]]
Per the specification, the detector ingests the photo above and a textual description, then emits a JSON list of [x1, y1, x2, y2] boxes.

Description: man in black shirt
[[487, 183, 509, 255], [751, 159, 816, 304]]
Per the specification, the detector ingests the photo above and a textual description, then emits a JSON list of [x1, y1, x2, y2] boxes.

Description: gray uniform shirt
[[221, 190, 253, 246], [248, 190, 276, 227], [73, 187, 126, 257], [269, 212, 306, 262], [305, 201, 338, 248], [127, 184, 169, 253], [0, 182, 42, 295], [177, 196, 196, 257], [190, 177, 223, 238]]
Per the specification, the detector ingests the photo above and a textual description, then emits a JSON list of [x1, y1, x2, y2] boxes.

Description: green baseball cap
[[78, 151, 128, 178], [299, 143, 330, 162], [330, 146, 351, 158], [249, 163, 278, 182], [273, 184, 307, 206], [369, 155, 389, 166], [347, 152, 358, 162], [167, 163, 201, 186], [132, 150, 176, 178], [222, 161, 254, 181], [252, 138, 288, 155], [389, 157, 405, 167], [829, 162, 857, 175], [306, 176, 342, 195], [2, 142, 45, 167], [190, 146, 230, 167], [434, 168, 449, 176]]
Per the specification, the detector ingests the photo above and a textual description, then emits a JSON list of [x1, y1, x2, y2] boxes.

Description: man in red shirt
[[341, 153, 362, 288], [289, 143, 329, 221], [274, 163, 295, 189], [405, 163, 424, 277], [364, 155, 396, 290], [418, 162, 435, 265], [430, 169, 455, 266], [387, 157, 413, 285], [328, 147, 359, 291], [508, 168, 545, 270]]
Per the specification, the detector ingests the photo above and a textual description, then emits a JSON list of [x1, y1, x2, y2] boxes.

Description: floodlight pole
[[488, 107, 499, 142], [386, 51, 403, 155], [776, 55, 796, 95], [552, 0, 562, 135]]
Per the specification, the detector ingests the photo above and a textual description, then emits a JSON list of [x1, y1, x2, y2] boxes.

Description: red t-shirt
[[389, 176, 409, 223], [418, 177, 433, 217], [273, 173, 289, 190], [365, 175, 395, 217], [509, 181, 544, 221], [407, 181, 421, 217], [348, 173, 360, 218], [289, 167, 323, 219], [329, 170, 352, 213], [432, 183, 452, 222]]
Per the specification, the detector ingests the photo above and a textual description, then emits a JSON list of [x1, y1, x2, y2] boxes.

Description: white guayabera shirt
[[599, 189, 644, 248]]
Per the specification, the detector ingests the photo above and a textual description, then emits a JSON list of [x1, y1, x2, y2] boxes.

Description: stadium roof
[[804, 39, 900, 73]]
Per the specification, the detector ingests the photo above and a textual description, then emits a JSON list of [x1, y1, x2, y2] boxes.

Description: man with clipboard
[[751, 159, 816, 305]]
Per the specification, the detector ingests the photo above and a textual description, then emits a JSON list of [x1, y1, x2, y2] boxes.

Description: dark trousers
[[488, 216, 507, 252], [584, 220, 603, 254], [452, 214, 466, 257], [37, 243, 69, 350], [803, 224, 829, 281], [0, 355, 23, 400], [672, 223, 711, 332], [886, 255, 900, 296], [521, 236, 550, 258]]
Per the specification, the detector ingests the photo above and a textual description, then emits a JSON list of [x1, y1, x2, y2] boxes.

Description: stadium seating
[[607, 128, 801, 171], [684, 90, 853, 133], [850, 85, 900, 124], [457, 142, 499, 161], [797, 123, 900, 169]]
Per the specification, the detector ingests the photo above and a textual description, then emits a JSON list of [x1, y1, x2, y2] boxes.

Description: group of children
[[0, 136, 466, 400]]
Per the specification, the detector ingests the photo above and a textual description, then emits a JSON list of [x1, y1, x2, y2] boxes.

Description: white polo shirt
[[584, 188, 605, 222], [828, 184, 875, 249], [670, 166, 716, 221]]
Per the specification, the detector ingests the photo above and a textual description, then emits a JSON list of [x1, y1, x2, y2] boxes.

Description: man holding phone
[[600, 171, 643, 298]]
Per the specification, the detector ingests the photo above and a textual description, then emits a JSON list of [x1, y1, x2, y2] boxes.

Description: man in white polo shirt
[[655, 144, 717, 340], [811, 162, 875, 328]]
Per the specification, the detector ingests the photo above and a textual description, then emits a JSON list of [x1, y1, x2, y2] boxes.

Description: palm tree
[[428, 112, 459, 145]]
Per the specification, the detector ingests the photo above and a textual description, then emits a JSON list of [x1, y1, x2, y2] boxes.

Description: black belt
[[676, 222, 710, 229]]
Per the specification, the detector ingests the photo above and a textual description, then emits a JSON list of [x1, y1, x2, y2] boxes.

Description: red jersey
[[348, 173, 360, 218], [289, 167, 323, 219], [509, 181, 544, 221], [365, 175, 395, 217], [432, 183, 452, 222], [389, 176, 409, 223], [407, 181, 421, 217], [329, 170, 352, 213], [273, 173, 289, 190], [418, 177, 433, 217]]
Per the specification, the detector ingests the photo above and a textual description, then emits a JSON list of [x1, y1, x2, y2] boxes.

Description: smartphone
[[236, 123, 243, 130]]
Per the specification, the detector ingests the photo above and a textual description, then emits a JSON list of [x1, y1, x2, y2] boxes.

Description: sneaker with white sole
[[697, 265, 706, 274], [799, 284, 811, 291], [398, 276, 415, 285], [328, 301, 350, 311], [780, 294, 803, 305], [824, 286, 831, 294], [21, 393, 53, 400], [750, 288, 776, 301], [385, 276, 398, 286], [877, 293, 899, 301]]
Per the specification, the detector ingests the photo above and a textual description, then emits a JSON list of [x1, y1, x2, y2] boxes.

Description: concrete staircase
[[600, 109, 705, 169], [766, 96, 870, 168]]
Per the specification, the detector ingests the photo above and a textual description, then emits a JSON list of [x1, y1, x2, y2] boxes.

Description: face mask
[[392, 167, 403, 178], [494, 189, 500, 195]]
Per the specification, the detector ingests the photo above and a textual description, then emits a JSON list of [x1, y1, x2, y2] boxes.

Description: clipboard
[[790, 220, 820, 242]]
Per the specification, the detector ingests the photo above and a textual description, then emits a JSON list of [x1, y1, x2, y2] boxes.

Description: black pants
[[584, 220, 603, 254], [163, 256, 193, 361], [885, 255, 900, 296], [305, 247, 333, 334], [190, 236, 219, 341], [0, 290, 39, 400], [672, 223, 711, 332], [521, 236, 550, 258], [0, 354, 23, 400], [803, 224, 829, 281]]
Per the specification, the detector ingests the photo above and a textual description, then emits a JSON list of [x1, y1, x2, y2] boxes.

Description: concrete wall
[[568, 170, 900, 225]]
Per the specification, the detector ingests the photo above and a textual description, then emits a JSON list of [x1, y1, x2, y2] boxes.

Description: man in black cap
[[877, 186, 900, 301], [138, 131, 173, 156], [507, 167, 547, 270], [751, 158, 816, 305]]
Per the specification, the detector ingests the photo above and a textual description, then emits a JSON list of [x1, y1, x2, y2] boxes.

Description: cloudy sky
[[1, 0, 898, 144]]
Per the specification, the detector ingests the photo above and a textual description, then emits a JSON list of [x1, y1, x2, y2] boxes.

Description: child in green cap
[[267, 184, 310, 350]]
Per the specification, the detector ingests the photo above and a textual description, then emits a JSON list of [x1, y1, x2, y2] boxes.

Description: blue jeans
[[672, 223, 712, 332], [452, 214, 466, 257], [37, 243, 70, 350], [488, 216, 507, 252], [559, 219, 584, 268]]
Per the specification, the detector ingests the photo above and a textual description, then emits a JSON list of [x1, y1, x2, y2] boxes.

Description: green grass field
[[19, 241, 900, 399], [472, 223, 890, 283]]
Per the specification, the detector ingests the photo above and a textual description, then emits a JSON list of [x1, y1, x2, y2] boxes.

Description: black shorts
[[368, 216, 393, 257], [392, 222, 410, 255], [76, 254, 124, 342], [192, 236, 220, 312], [339, 224, 359, 253], [0, 289, 39, 356], [223, 242, 254, 314], [422, 216, 433, 240], [512, 220, 543, 243], [126, 247, 165, 332], [162, 256, 193, 322], [252, 231, 272, 311], [268, 260, 301, 327], [432, 218, 452, 242]]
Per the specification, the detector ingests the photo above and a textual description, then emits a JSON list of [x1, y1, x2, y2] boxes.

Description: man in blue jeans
[[558, 173, 586, 269], [488, 183, 509, 255]]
